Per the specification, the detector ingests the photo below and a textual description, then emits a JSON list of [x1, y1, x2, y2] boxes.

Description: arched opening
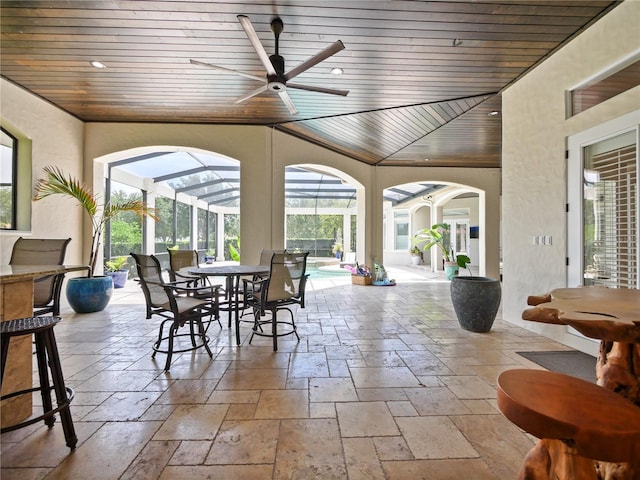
[[93, 146, 241, 271], [285, 164, 364, 267], [382, 181, 491, 276]]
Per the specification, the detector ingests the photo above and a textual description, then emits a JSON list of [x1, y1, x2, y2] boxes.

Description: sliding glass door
[[567, 112, 639, 289]]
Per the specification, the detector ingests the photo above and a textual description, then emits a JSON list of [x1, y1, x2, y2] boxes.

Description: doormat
[[516, 350, 597, 383]]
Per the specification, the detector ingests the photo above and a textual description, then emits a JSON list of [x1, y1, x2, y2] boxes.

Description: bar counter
[[0, 264, 87, 427]]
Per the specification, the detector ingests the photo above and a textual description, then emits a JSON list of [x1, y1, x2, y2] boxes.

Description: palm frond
[[103, 200, 159, 222], [33, 166, 158, 277], [33, 165, 98, 216]]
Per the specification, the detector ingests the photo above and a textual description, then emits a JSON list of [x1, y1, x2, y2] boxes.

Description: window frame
[[0, 127, 18, 230]]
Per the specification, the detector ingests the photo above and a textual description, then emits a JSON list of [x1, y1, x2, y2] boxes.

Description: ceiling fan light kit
[[191, 15, 348, 115]]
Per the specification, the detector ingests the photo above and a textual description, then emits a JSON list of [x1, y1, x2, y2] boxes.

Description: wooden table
[[521, 286, 640, 480], [0, 264, 87, 427], [189, 265, 269, 346]]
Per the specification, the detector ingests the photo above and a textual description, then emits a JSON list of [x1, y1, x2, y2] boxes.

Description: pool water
[[306, 265, 351, 278]]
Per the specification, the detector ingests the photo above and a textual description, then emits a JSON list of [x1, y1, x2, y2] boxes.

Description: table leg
[[225, 277, 234, 328], [518, 439, 598, 480], [594, 341, 640, 480], [233, 275, 241, 346]]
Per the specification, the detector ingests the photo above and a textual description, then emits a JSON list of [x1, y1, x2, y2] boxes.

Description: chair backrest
[[10, 237, 71, 265], [167, 249, 199, 281], [266, 252, 309, 303], [168, 249, 198, 271], [130, 252, 169, 308], [10, 237, 71, 307], [259, 249, 286, 266]]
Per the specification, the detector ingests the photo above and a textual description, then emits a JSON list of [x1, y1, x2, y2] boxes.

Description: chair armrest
[[242, 277, 268, 295], [167, 283, 221, 296]]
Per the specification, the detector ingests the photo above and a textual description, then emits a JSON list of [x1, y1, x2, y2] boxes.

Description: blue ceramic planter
[[106, 270, 128, 288], [66, 276, 113, 313]]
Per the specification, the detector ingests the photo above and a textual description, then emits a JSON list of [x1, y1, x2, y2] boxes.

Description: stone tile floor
[[0, 265, 570, 479]]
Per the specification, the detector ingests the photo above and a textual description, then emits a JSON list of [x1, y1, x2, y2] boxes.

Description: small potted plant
[[410, 245, 423, 265], [411, 223, 470, 279], [204, 249, 216, 264], [105, 256, 129, 288], [332, 242, 343, 260]]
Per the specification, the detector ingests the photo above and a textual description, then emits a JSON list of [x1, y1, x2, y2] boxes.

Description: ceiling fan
[[190, 15, 348, 115]]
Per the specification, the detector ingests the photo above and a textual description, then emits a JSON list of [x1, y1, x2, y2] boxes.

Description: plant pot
[[411, 255, 422, 265], [450, 276, 501, 332], [444, 261, 459, 280], [66, 276, 113, 313], [106, 270, 128, 288], [204, 255, 215, 264]]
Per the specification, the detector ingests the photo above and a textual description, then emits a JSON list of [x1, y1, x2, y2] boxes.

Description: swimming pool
[[306, 264, 351, 279]]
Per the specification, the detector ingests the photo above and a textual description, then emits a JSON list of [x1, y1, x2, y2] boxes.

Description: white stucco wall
[[502, 0, 640, 354], [0, 80, 85, 266]]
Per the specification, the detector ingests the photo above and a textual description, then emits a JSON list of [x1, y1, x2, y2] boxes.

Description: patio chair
[[9, 237, 72, 316], [167, 248, 204, 287], [130, 252, 222, 371], [242, 251, 309, 351], [259, 249, 286, 266]]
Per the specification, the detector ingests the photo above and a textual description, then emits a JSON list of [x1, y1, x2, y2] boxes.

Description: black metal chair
[[243, 251, 309, 351], [9, 237, 72, 316], [130, 252, 222, 371], [167, 248, 204, 287]]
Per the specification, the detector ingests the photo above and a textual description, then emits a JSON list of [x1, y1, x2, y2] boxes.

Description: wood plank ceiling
[[0, 1, 618, 168]]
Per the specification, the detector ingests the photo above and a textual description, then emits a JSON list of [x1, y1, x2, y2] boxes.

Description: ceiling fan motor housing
[[268, 54, 287, 90], [269, 54, 286, 75]]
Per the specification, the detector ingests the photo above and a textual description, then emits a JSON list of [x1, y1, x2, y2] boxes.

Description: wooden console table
[[520, 286, 640, 480], [0, 264, 87, 428]]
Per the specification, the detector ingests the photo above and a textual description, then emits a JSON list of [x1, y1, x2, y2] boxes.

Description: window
[[569, 58, 640, 117], [394, 211, 409, 250], [0, 128, 17, 230], [105, 181, 144, 260], [197, 208, 216, 255], [197, 207, 208, 251], [154, 195, 174, 252], [176, 202, 191, 249]]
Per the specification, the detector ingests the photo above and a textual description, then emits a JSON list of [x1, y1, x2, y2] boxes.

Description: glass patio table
[[188, 264, 269, 346]]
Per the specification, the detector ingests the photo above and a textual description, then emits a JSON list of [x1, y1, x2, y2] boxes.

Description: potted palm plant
[[33, 165, 158, 312], [412, 223, 500, 332], [411, 223, 470, 279]]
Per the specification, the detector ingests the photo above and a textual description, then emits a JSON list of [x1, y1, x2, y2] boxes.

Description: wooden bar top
[[0, 265, 89, 285], [523, 286, 640, 343]]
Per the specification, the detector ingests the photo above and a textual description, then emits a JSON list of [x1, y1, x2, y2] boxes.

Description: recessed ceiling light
[[90, 61, 107, 69], [424, 158, 430, 162], [488, 111, 500, 116], [330, 67, 343, 75]]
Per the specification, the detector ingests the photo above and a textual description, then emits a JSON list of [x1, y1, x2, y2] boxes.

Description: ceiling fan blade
[[277, 90, 298, 115], [284, 40, 345, 81], [189, 59, 265, 82], [235, 84, 269, 104], [287, 82, 349, 97], [237, 15, 277, 76]]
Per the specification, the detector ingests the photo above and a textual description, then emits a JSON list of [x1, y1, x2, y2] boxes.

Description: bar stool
[[1, 316, 77, 449], [497, 369, 640, 479]]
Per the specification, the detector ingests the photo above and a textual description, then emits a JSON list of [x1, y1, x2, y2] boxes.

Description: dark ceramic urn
[[450, 276, 501, 332]]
